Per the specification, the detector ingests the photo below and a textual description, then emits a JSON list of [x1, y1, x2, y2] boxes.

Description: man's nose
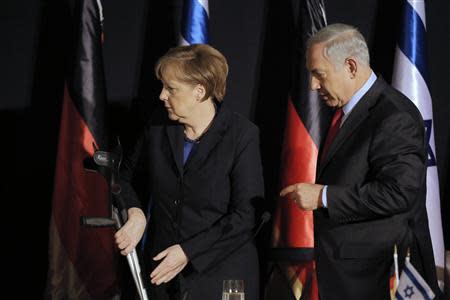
[[310, 77, 321, 90]]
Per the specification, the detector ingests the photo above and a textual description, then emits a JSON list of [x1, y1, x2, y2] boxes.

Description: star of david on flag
[[395, 261, 435, 300]]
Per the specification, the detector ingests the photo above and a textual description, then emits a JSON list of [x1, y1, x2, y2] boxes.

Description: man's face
[[306, 43, 354, 108]]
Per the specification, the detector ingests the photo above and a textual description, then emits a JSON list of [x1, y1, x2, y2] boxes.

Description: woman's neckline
[[183, 103, 217, 143]]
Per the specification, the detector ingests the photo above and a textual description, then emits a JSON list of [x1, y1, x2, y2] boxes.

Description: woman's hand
[[150, 244, 189, 285], [114, 207, 146, 255]]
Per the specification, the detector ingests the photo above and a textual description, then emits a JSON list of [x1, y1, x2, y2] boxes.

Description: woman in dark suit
[[117, 44, 264, 300]]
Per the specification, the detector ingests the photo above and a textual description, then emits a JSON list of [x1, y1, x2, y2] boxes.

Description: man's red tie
[[320, 108, 344, 163]]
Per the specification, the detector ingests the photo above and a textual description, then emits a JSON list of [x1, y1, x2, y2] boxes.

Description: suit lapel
[[318, 77, 386, 178], [166, 123, 185, 177], [183, 106, 229, 173]]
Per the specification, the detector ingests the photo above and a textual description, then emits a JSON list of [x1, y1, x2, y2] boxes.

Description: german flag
[[46, 0, 119, 299], [265, 1, 329, 299]]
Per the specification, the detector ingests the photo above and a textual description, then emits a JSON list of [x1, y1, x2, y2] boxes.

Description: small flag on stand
[[395, 260, 435, 300]]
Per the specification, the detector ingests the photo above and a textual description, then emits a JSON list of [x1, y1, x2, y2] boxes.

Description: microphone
[[257, 212, 271, 233]]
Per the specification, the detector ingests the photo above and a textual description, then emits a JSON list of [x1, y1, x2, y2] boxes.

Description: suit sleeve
[[119, 131, 146, 209], [327, 111, 426, 223], [180, 125, 265, 273]]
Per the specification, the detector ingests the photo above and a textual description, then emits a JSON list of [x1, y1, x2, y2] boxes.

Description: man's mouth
[[319, 92, 329, 100]]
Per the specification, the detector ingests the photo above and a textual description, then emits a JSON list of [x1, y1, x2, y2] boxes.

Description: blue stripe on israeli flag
[[395, 292, 405, 300], [395, 261, 435, 300], [397, 0, 429, 87], [403, 266, 433, 300], [180, 0, 209, 45], [392, 0, 444, 288]]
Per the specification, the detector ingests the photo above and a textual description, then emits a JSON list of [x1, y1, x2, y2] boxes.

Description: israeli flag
[[180, 0, 209, 45], [392, 0, 444, 288], [395, 261, 435, 300]]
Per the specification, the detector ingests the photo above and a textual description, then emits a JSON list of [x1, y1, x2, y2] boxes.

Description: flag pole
[[394, 245, 399, 290]]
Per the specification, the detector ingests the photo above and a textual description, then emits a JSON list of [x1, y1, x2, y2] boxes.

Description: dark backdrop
[[1, 0, 449, 297]]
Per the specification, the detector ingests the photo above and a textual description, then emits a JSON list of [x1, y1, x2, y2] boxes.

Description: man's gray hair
[[307, 23, 370, 67]]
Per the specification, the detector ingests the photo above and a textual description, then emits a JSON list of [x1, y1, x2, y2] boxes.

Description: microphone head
[[261, 212, 271, 223]]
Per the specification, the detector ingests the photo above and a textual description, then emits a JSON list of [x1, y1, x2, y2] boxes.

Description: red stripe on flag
[[273, 98, 317, 248], [50, 84, 119, 299], [294, 261, 319, 300]]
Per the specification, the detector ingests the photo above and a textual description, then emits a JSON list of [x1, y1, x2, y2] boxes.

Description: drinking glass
[[222, 279, 245, 300]]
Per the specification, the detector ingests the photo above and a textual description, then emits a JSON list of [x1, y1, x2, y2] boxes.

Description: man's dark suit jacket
[[121, 103, 264, 300], [314, 77, 439, 299]]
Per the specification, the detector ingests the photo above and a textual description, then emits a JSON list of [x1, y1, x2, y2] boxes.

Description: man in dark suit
[[280, 23, 440, 299]]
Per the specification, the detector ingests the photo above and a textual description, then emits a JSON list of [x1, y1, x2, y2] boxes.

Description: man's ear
[[345, 57, 357, 78]]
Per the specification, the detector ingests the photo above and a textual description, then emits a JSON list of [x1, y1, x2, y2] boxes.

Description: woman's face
[[159, 72, 200, 123]]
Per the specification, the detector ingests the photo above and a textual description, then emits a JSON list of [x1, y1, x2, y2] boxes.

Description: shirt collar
[[342, 71, 377, 120]]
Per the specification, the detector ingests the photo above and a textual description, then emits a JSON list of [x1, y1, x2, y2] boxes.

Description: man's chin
[[324, 99, 339, 107]]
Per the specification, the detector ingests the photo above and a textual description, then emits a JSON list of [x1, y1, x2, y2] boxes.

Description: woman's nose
[[159, 89, 168, 101]]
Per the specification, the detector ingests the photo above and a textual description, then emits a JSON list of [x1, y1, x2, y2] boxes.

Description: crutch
[[81, 140, 149, 300]]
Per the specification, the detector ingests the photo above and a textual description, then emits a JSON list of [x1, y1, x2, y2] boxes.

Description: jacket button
[[174, 199, 180, 205]]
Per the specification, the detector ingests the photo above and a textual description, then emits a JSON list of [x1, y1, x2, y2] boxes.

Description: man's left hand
[[280, 183, 324, 211]]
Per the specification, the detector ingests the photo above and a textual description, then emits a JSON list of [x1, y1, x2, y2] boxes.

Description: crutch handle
[[80, 216, 116, 227]]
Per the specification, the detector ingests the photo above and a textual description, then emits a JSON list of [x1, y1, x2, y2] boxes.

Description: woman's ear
[[195, 84, 206, 101]]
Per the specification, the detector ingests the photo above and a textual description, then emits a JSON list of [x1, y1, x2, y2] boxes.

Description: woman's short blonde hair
[[155, 44, 229, 102]]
